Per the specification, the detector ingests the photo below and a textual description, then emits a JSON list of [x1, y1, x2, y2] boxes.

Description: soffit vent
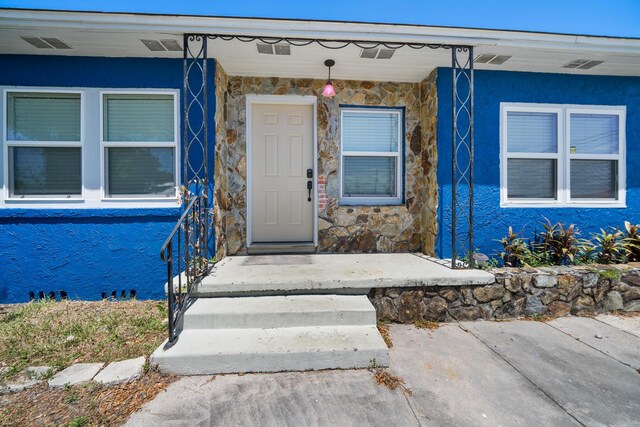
[[256, 43, 291, 55], [359, 48, 395, 59], [22, 36, 72, 49], [475, 54, 512, 65], [140, 39, 183, 52], [160, 40, 183, 52], [562, 59, 604, 70]]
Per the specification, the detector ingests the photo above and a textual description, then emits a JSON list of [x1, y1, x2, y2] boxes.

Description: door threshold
[[247, 242, 317, 255]]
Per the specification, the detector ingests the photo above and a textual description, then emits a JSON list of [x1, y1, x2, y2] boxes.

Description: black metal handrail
[[160, 194, 209, 344]]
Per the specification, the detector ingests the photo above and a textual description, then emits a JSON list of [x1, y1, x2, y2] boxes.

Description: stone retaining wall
[[369, 266, 640, 322]]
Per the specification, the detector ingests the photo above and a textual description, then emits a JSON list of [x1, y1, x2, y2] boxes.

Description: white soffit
[[1, 9, 639, 81]]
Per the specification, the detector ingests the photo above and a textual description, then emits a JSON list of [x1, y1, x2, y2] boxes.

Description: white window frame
[[1, 86, 180, 208], [500, 103, 626, 208], [100, 90, 180, 201], [3, 88, 85, 201], [339, 108, 403, 206]]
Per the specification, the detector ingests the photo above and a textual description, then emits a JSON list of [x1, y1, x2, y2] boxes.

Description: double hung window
[[501, 103, 625, 207], [340, 108, 403, 205]]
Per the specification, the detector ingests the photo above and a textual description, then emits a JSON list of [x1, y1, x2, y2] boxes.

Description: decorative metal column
[[183, 34, 209, 262], [451, 46, 475, 268], [160, 34, 211, 344]]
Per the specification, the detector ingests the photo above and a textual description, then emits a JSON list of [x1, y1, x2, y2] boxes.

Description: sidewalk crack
[[457, 323, 586, 427], [545, 320, 639, 371]]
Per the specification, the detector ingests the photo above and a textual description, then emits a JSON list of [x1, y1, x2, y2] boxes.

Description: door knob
[[307, 180, 313, 202]]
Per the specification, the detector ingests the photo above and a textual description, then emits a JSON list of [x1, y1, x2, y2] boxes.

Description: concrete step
[[247, 243, 316, 255], [151, 325, 389, 375], [182, 295, 375, 330]]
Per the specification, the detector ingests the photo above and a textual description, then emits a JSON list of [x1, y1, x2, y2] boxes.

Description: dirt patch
[[0, 300, 167, 380], [371, 368, 412, 397], [0, 369, 175, 426], [607, 311, 640, 318], [377, 323, 393, 348], [414, 319, 439, 330], [524, 314, 554, 322]]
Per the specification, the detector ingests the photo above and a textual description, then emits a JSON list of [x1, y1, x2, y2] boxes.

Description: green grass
[[0, 299, 167, 381], [589, 268, 623, 281]]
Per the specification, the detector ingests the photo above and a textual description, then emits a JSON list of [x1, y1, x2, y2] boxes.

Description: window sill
[[102, 197, 180, 203], [501, 202, 627, 209], [339, 198, 404, 207], [2, 198, 181, 209]]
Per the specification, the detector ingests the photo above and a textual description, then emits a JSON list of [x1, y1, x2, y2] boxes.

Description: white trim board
[[245, 94, 318, 248]]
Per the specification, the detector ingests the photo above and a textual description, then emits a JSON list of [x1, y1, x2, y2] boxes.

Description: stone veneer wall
[[369, 266, 640, 322], [419, 71, 438, 256], [213, 62, 230, 258], [213, 64, 439, 255]]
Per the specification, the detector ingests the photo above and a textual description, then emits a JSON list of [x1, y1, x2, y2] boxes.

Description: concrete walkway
[[127, 315, 640, 427]]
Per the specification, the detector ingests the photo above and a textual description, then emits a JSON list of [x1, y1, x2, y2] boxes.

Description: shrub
[[623, 221, 640, 262], [575, 244, 598, 265], [537, 220, 585, 265], [496, 226, 528, 267], [591, 228, 627, 264], [520, 247, 554, 267]]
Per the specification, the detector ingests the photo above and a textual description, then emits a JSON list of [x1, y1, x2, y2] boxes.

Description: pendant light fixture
[[322, 59, 336, 98]]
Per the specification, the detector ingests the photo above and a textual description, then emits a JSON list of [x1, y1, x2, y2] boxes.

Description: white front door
[[250, 103, 314, 243]]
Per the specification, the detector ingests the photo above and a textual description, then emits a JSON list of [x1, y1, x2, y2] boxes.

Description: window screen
[[10, 147, 81, 196], [570, 113, 619, 154], [507, 159, 557, 199], [106, 147, 175, 197], [103, 94, 174, 142], [507, 111, 557, 153], [7, 92, 80, 141], [342, 112, 398, 152], [343, 156, 396, 197]]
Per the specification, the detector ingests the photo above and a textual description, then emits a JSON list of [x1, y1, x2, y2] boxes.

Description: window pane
[[10, 147, 81, 196], [507, 159, 557, 199], [342, 111, 399, 152], [571, 160, 617, 199], [104, 94, 174, 142], [343, 156, 396, 197], [107, 147, 175, 196], [570, 113, 619, 154], [507, 111, 557, 153], [7, 92, 80, 141]]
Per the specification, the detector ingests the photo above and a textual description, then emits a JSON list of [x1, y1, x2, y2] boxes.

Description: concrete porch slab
[[196, 253, 494, 297]]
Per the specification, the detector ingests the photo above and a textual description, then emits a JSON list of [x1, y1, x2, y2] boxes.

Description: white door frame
[[245, 94, 318, 247]]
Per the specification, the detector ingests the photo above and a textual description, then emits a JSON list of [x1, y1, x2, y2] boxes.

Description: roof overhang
[[1, 8, 640, 82]]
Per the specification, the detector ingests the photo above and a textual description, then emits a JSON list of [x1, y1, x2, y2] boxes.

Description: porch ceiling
[[2, 9, 640, 81]]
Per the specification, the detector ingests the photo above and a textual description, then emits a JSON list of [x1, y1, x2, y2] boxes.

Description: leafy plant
[[496, 227, 528, 267], [537, 220, 586, 265], [591, 228, 627, 264], [623, 221, 640, 262], [480, 257, 500, 270], [575, 244, 598, 265], [520, 247, 554, 267]]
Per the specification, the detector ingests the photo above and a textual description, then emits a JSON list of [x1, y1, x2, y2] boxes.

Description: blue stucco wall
[[0, 55, 214, 303], [437, 68, 640, 260]]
